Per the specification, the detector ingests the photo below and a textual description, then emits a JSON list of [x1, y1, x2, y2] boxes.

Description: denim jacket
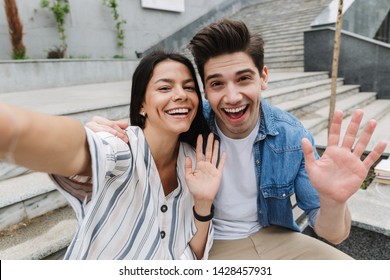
[[203, 98, 320, 232]]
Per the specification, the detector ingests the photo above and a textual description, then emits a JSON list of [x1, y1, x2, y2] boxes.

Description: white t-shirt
[[214, 120, 261, 240]]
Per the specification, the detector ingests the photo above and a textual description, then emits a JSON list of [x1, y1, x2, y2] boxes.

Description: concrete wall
[[304, 27, 390, 99], [311, 0, 390, 39], [342, 0, 390, 38], [0, 0, 227, 60], [0, 58, 139, 93]]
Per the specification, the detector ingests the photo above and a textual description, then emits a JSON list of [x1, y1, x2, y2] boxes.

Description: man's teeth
[[224, 105, 246, 113], [167, 108, 189, 115]]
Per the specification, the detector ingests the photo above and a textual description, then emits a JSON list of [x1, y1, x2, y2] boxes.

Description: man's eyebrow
[[205, 68, 257, 83], [236, 68, 256, 76], [205, 73, 222, 83]]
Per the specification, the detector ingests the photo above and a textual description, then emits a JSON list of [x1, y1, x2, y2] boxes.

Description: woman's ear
[[139, 105, 146, 117], [261, 66, 269, 90]]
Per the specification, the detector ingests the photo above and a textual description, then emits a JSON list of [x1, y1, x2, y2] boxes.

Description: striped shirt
[[51, 127, 213, 260]]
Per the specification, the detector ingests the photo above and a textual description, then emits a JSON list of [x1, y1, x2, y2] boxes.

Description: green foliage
[[41, 0, 70, 57], [12, 50, 27, 60], [103, 0, 127, 55]]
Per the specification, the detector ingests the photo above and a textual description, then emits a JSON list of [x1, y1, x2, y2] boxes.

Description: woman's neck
[[143, 128, 180, 167], [143, 127, 180, 196]]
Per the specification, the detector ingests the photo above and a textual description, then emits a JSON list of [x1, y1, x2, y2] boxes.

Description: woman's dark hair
[[130, 49, 210, 148]]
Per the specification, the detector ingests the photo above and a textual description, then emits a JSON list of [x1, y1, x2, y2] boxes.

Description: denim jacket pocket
[[260, 183, 294, 199], [259, 183, 299, 230]]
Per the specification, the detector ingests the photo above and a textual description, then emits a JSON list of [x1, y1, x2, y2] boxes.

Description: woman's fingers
[[211, 139, 219, 165], [195, 134, 204, 163], [205, 133, 214, 162]]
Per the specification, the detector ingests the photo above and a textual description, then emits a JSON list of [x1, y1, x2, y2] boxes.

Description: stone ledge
[[348, 182, 390, 237], [0, 206, 76, 260]]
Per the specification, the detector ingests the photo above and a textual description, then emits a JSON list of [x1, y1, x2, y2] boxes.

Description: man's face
[[203, 52, 268, 139]]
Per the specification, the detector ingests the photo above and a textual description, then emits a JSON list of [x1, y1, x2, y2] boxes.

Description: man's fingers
[[302, 138, 316, 170], [341, 109, 364, 150], [328, 110, 343, 146], [352, 119, 376, 157], [363, 140, 387, 169]]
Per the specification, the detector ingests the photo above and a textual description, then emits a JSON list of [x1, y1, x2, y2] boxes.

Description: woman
[[0, 50, 225, 259]]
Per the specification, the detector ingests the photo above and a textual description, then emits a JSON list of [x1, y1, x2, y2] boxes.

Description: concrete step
[[0, 172, 68, 231], [264, 42, 304, 51], [265, 54, 304, 64], [348, 179, 390, 237], [263, 36, 303, 46], [264, 78, 344, 105], [311, 99, 390, 154], [367, 107, 390, 153], [300, 94, 386, 135], [276, 84, 362, 117], [266, 60, 304, 70], [265, 45, 304, 53], [0, 80, 132, 124], [267, 71, 329, 90], [270, 67, 305, 72], [265, 48, 304, 58], [0, 205, 76, 260], [262, 35, 306, 44]]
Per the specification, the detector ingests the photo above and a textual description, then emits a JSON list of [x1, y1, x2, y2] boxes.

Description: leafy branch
[[40, 0, 70, 57], [103, 0, 127, 57]]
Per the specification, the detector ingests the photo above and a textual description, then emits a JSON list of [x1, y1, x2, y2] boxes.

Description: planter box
[[0, 59, 139, 94]]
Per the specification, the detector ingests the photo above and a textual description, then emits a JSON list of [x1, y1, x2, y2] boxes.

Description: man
[[87, 19, 387, 259]]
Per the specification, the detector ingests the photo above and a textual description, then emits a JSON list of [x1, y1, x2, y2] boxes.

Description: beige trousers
[[209, 226, 353, 260]]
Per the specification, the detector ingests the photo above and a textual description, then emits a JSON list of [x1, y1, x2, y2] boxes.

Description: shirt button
[[160, 231, 166, 239], [161, 205, 168, 213], [256, 160, 260, 165]]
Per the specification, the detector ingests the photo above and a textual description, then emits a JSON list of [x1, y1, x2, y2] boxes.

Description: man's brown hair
[[188, 18, 264, 86]]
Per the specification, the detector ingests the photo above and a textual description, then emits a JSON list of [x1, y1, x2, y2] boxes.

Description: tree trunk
[[328, 0, 344, 135], [4, 0, 26, 59]]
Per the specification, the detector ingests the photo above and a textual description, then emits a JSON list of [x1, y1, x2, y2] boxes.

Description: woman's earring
[[140, 111, 146, 117]]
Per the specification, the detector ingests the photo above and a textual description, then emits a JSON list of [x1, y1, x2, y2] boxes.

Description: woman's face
[[142, 60, 199, 137]]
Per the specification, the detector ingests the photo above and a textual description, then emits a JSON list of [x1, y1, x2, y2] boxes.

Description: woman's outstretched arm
[[0, 104, 91, 177]]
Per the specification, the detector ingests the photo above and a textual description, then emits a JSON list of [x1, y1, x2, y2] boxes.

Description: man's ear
[[261, 66, 269, 90]]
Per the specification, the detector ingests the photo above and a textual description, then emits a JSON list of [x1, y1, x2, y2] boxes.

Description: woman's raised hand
[[185, 133, 226, 213]]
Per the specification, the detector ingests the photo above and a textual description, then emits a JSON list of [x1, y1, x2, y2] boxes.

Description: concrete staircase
[[1, 0, 390, 259], [231, 0, 334, 72]]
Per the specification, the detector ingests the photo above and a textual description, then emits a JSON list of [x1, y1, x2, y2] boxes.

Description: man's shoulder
[[262, 101, 312, 146]]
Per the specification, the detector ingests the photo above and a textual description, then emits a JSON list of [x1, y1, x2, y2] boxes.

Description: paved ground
[[303, 226, 390, 260]]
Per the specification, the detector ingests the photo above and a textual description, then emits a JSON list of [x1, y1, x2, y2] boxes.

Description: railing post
[[328, 0, 344, 135]]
